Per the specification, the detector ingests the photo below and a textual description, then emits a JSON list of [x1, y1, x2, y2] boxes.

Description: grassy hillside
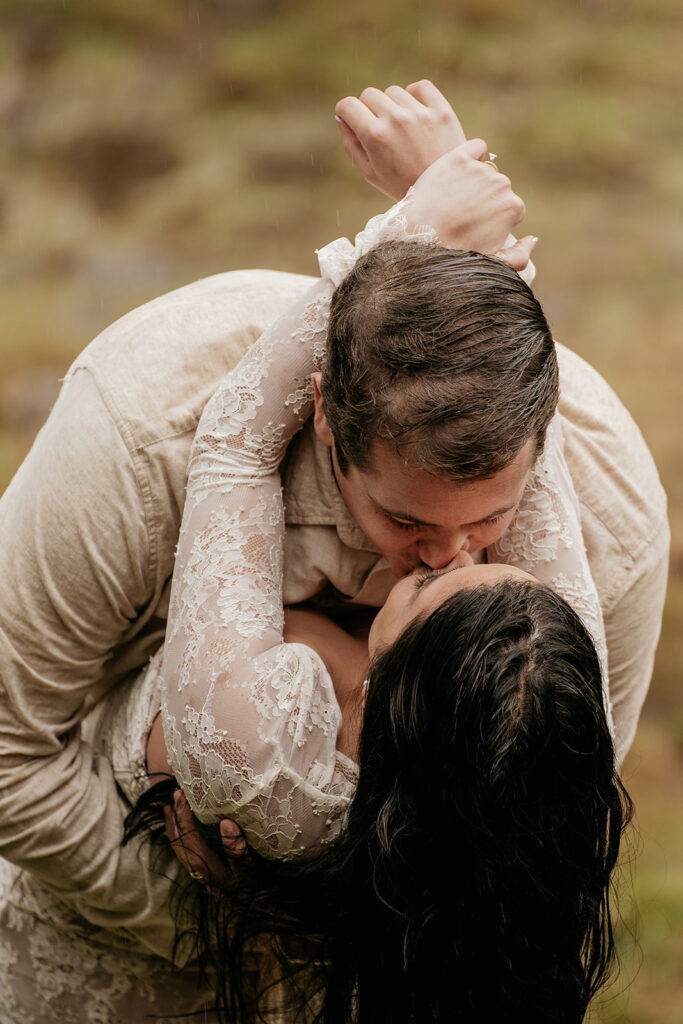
[[1, 1, 681, 1018]]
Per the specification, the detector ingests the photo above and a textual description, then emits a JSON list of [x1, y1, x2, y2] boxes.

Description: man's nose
[[417, 535, 468, 570]]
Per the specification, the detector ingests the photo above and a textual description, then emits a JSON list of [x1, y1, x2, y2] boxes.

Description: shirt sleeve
[[0, 367, 184, 948], [489, 415, 614, 737], [161, 196, 433, 859], [600, 525, 669, 765]]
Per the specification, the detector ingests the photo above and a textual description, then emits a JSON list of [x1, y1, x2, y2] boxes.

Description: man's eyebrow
[[371, 497, 516, 528]]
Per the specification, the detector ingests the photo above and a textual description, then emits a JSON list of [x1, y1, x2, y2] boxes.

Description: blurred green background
[[0, 0, 681, 1018]]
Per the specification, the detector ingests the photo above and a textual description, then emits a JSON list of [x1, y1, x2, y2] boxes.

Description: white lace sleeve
[[161, 196, 433, 859], [489, 415, 614, 734]]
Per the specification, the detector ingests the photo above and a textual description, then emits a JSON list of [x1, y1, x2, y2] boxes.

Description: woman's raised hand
[[335, 81, 532, 265], [406, 138, 527, 255], [335, 80, 466, 200]]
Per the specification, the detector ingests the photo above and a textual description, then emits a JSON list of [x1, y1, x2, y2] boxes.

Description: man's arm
[[0, 366, 182, 949], [0, 269, 314, 953], [605, 541, 669, 764], [554, 344, 670, 764]]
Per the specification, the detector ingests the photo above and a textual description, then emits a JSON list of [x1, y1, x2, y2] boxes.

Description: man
[[0, 84, 668, 962]]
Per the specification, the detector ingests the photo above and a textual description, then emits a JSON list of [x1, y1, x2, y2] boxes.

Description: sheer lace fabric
[[0, 858, 213, 1024], [162, 197, 611, 862], [160, 283, 354, 860]]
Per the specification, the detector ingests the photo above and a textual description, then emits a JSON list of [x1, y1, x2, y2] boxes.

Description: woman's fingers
[[334, 114, 372, 175], [357, 85, 399, 118], [335, 83, 471, 201], [163, 803, 178, 844], [220, 817, 247, 856], [334, 95, 378, 138], [494, 235, 538, 272], [383, 84, 422, 109], [164, 789, 232, 885], [463, 137, 488, 162], [406, 80, 466, 140], [405, 78, 453, 112]]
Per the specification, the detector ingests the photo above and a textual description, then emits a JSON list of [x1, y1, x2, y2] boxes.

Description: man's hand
[[335, 81, 466, 201], [163, 788, 247, 887]]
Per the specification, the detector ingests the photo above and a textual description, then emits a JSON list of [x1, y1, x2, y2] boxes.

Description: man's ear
[[312, 373, 334, 448]]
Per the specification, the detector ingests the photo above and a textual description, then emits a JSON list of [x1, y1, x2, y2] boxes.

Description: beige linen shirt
[[0, 268, 669, 958]]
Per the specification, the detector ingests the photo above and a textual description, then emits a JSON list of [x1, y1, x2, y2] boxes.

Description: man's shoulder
[[555, 344, 668, 601], [70, 269, 316, 450]]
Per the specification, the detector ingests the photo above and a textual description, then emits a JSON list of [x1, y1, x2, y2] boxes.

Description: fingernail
[[531, 236, 539, 246], [334, 114, 342, 124]]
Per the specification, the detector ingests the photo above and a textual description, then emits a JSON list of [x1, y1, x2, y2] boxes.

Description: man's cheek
[[359, 523, 403, 559], [477, 516, 516, 549], [371, 527, 412, 555]]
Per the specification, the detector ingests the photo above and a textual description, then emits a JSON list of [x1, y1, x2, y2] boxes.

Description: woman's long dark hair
[[125, 579, 632, 1023]]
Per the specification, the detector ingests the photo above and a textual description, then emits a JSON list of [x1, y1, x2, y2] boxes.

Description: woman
[[136, 561, 628, 1024]]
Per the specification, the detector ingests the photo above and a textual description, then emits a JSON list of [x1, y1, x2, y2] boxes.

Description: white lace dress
[[0, 197, 611, 1023]]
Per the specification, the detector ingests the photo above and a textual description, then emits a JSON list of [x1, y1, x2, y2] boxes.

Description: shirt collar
[[282, 420, 379, 552]]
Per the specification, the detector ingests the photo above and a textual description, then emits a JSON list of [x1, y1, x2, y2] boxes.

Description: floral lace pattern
[[0, 859, 213, 1024], [162, 198, 612, 863], [160, 278, 357, 859]]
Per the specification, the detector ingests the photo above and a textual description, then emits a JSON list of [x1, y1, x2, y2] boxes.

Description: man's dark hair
[[321, 241, 559, 480]]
